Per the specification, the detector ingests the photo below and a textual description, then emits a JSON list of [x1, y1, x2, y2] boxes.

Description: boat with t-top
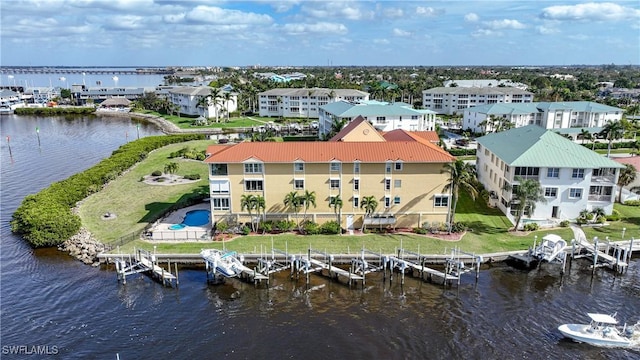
[[558, 312, 640, 347]]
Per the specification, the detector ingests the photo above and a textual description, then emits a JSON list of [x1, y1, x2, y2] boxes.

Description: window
[[434, 195, 449, 207], [330, 162, 341, 172], [569, 188, 582, 199], [384, 196, 391, 208], [353, 196, 359, 208], [353, 178, 360, 191], [544, 187, 558, 197], [330, 179, 340, 190], [514, 167, 540, 177], [354, 162, 360, 174], [384, 178, 391, 190], [294, 163, 304, 172], [572, 169, 585, 179], [385, 162, 392, 173], [211, 180, 230, 194], [210, 164, 228, 176], [393, 196, 401, 205], [394, 179, 402, 188], [395, 162, 403, 171], [212, 198, 230, 210], [294, 179, 304, 190], [244, 163, 263, 174], [547, 168, 559, 178], [244, 180, 263, 191]]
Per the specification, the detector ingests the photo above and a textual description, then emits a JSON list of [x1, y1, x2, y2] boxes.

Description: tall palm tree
[[359, 196, 378, 231], [240, 194, 257, 232], [206, 87, 223, 123], [301, 190, 316, 225], [255, 195, 266, 233], [283, 191, 301, 227], [579, 129, 592, 145], [221, 92, 235, 122], [306, 89, 314, 120], [329, 195, 343, 226], [599, 121, 624, 158], [617, 164, 637, 203], [503, 176, 546, 231], [441, 160, 477, 229]]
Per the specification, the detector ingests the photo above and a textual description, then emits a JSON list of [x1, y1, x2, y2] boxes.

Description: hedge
[[11, 133, 206, 248], [14, 107, 96, 116]]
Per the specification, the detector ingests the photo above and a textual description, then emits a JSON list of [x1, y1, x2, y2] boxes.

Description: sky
[[1, 0, 639, 67]]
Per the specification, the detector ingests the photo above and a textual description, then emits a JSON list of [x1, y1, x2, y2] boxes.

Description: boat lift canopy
[[588, 313, 618, 324]]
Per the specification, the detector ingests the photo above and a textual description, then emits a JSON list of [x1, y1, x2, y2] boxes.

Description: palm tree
[[163, 162, 179, 175], [240, 194, 257, 232], [503, 176, 546, 231], [599, 121, 624, 158], [329, 195, 343, 226], [579, 129, 592, 146], [617, 164, 637, 203], [301, 190, 316, 225], [255, 195, 266, 233], [441, 160, 477, 229], [359, 196, 378, 231], [283, 191, 302, 227], [205, 87, 223, 123], [306, 89, 314, 120], [222, 92, 235, 122]]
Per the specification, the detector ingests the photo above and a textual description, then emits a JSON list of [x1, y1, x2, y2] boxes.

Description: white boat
[[558, 313, 640, 347], [200, 249, 244, 278], [535, 234, 567, 262]]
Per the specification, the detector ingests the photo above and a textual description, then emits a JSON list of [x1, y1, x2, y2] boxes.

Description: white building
[[258, 88, 369, 118], [168, 86, 237, 119], [318, 100, 436, 137], [422, 87, 533, 115], [443, 79, 528, 90], [476, 125, 624, 227], [462, 101, 624, 133]]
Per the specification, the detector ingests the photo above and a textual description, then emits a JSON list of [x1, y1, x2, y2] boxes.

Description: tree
[[617, 164, 637, 203], [307, 89, 314, 120], [329, 195, 343, 229], [284, 191, 302, 228], [255, 195, 266, 233], [240, 194, 257, 232], [222, 92, 235, 122], [599, 121, 624, 158], [301, 190, 316, 225], [441, 160, 477, 230], [359, 196, 378, 231], [503, 176, 546, 231], [164, 162, 179, 175], [579, 129, 592, 146]]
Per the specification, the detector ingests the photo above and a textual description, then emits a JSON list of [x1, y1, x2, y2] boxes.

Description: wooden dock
[[113, 249, 178, 287]]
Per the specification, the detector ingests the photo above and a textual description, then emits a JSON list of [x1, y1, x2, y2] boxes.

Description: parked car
[[310, 121, 319, 130], [455, 139, 469, 146]]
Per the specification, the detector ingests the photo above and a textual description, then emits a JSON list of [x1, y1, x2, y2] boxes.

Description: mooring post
[[174, 262, 179, 287], [593, 238, 599, 273], [476, 257, 481, 281]]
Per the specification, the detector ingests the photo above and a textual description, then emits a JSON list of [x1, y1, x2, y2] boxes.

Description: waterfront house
[[476, 125, 624, 227], [318, 100, 436, 137], [168, 86, 237, 119], [462, 101, 623, 133], [204, 120, 455, 231], [422, 86, 533, 115], [257, 88, 369, 119]]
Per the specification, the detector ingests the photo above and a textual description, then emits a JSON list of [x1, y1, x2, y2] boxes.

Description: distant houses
[[476, 125, 624, 226], [257, 88, 369, 119], [462, 101, 624, 133], [318, 100, 436, 136]]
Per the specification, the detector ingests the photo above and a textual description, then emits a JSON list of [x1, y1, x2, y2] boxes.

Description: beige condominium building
[[204, 117, 455, 231]]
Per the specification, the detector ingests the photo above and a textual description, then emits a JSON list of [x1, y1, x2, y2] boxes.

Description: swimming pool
[[182, 209, 211, 227]]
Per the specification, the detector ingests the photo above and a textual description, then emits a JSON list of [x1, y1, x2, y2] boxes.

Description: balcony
[[591, 175, 615, 184], [588, 195, 611, 202]]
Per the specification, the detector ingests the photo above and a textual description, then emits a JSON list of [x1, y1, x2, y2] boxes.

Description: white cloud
[[282, 22, 348, 35], [393, 28, 411, 37], [383, 7, 404, 19], [464, 13, 479, 22], [483, 19, 526, 30], [269, 1, 301, 13], [536, 25, 558, 35], [301, 2, 374, 21], [540, 2, 640, 21], [104, 15, 146, 30], [471, 29, 499, 38], [568, 34, 589, 41], [163, 13, 186, 24], [416, 6, 439, 17], [185, 6, 273, 25], [373, 38, 390, 45]]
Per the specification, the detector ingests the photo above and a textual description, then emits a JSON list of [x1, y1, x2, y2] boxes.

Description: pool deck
[[150, 203, 212, 241]]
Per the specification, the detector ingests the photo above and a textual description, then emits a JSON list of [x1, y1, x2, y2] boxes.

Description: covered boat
[[558, 313, 640, 347]]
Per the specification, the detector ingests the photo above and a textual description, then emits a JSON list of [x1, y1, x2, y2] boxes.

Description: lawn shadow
[[463, 220, 510, 235], [139, 186, 209, 224]]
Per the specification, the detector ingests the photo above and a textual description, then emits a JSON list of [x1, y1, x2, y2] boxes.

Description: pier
[[113, 249, 178, 287]]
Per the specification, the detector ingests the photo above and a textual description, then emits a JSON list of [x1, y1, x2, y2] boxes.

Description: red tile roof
[[383, 129, 440, 144], [613, 156, 640, 169], [205, 141, 455, 164]]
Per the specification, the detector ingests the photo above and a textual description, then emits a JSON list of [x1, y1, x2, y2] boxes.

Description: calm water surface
[[1, 115, 639, 359]]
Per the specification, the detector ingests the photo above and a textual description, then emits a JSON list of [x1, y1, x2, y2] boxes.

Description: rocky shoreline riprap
[[57, 228, 105, 267]]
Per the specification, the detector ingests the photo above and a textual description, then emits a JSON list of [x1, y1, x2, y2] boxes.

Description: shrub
[[276, 219, 295, 232], [215, 221, 228, 234], [523, 223, 539, 231], [559, 220, 570, 227], [413, 227, 427, 235], [241, 225, 250, 235], [623, 199, 640, 206], [606, 209, 620, 222], [450, 222, 467, 233], [596, 216, 607, 224], [183, 173, 201, 180], [151, 170, 162, 176], [302, 221, 321, 235], [320, 221, 340, 235], [260, 221, 273, 233]]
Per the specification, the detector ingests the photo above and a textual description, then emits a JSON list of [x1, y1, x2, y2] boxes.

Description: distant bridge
[[0, 67, 174, 75]]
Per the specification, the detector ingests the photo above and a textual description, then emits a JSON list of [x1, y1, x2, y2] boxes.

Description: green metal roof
[[476, 125, 625, 169], [321, 100, 432, 117], [466, 101, 622, 115]]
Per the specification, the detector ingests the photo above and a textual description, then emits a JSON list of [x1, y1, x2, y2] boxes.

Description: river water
[[1, 114, 639, 359]]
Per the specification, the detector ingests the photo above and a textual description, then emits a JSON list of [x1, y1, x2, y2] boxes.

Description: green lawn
[[133, 110, 263, 129]]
